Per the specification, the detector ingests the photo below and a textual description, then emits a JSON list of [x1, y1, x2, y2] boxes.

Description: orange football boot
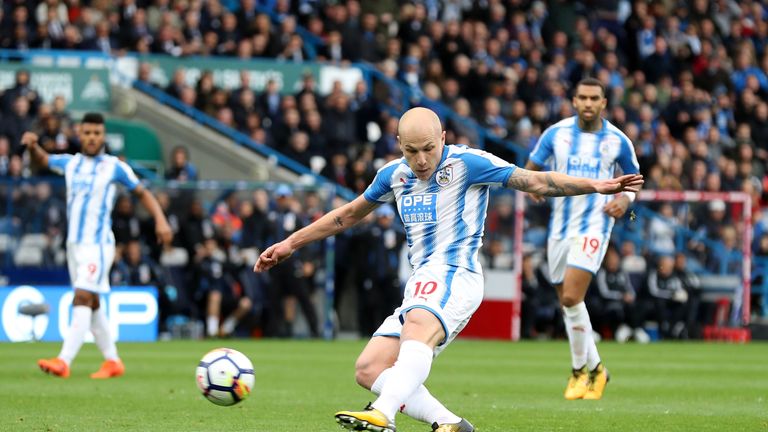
[[90, 359, 125, 379], [38, 357, 70, 378]]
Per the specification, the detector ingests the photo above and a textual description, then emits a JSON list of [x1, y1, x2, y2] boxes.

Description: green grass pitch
[[1, 340, 766, 431]]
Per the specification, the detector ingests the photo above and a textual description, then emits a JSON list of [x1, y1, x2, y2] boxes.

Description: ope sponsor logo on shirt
[[400, 193, 437, 225], [566, 156, 602, 179], [71, 174, 96, 193]]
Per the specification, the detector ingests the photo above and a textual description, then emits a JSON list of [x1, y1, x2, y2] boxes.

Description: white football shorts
[[547, 234, 610, 284], [67, 243, 115, 293], [373, 264, 483, 356]]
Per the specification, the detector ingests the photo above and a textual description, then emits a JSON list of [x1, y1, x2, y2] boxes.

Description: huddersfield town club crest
[[437, 166, 453, 186]]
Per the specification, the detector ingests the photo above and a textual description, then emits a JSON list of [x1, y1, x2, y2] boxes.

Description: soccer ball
[[196, 348, 255, 406]]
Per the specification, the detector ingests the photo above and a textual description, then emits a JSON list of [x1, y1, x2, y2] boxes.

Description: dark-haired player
[[23, 112, 172, 379], [525, 78, 641, 400]]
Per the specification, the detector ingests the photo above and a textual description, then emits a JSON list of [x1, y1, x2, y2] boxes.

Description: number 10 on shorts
[[413, 281, 437, 300]]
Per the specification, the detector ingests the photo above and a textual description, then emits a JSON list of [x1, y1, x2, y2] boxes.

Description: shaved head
[[398, 107, 442, 138], [397, 107, 446, 180]]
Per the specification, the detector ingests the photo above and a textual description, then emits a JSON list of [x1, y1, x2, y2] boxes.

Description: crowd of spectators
[[3, 0, 768, 335], [126, 0, 768, 266], [139, 66, 386, 196]]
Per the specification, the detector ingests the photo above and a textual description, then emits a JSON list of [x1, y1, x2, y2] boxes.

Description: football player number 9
[[582, 237, 600, 255]]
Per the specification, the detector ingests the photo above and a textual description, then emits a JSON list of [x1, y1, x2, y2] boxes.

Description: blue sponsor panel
[[400, 193, 438, 225], [0, 285, 158, 342], [566, 156, 601, 178]]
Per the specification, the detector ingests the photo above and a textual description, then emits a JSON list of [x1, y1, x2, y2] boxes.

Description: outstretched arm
[[133, 185, 173, 246], [21, 132, 49, 169], [253, 195, 379, 272], [506, 168, 643, 197]]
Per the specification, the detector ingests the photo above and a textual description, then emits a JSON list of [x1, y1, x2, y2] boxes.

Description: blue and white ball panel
[[546, 234, 610, 284], [196, 348, 255, 406], [373, 264, 483, 356], [66, 243, 115, 293]]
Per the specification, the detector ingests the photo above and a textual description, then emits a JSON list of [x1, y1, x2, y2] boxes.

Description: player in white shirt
[[525, 78, 641, 400], [23, 112, 173, 379], [253, 107, 642, 431]]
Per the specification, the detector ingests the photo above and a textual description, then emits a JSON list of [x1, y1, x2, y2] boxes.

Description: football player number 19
[[414, 281, 438, 297], [582, 237, 600, 255]]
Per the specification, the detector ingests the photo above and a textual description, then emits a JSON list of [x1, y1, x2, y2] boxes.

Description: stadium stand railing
[[0, 48, 361, 199]]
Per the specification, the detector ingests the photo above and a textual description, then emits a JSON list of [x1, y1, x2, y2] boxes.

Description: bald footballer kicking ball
[[196, 348, 255, 406]]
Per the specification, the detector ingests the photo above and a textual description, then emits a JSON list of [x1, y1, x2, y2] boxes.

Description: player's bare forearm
[[135, 185, 173, 244], [522, 161, 546, 202], [136, 186, 166, 222], [508, 169, 643, 197], [285, 195, 378, 250], [21, 132, 48, 168], [508, 168, 595, 196]]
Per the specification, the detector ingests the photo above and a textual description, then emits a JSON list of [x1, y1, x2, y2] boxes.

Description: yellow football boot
[[583, 363, 610, 400], [335, 403, 395, 431], [564, 366, 589, 400]]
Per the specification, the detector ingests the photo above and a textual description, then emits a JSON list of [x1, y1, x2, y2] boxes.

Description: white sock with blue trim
[[371, 340, 434, 423], [371, 368, 461, 425]]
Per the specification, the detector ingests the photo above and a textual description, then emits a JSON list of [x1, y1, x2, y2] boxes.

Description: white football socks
[[91, 307, 119, 361], [563, 302, 600, 371], [371, 368, 461, 425], [371, 340, 434, 422], [58, 305, 92, 365], [586, 330, 601, 371]]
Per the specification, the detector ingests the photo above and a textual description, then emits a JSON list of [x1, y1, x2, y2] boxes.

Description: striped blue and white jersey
[[48, 153, 141, 245], [364, 145, 516, 274], [529, 116, 640, 240]]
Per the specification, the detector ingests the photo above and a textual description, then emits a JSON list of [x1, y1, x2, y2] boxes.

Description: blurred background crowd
[[2, 0, 768, 340]]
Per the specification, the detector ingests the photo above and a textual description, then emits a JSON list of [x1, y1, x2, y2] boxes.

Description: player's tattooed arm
[[332, 199, 378, 230], [539, 172, 593, 196], [507, 168, 589, 196], [285, 196, 379, 250], [507, 168, 643, 197]]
